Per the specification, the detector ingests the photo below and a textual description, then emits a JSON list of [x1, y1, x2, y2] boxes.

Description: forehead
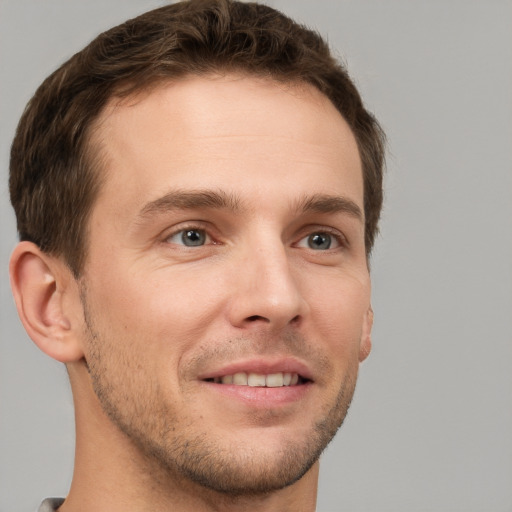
[[89, 74, 363, 221]]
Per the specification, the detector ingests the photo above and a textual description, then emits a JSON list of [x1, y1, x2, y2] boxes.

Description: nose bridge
[[228, 229, 307, 329]]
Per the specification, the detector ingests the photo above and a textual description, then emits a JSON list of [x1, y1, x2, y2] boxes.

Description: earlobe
[[9, 241, 85, 363], [359, 306, 373, 362]]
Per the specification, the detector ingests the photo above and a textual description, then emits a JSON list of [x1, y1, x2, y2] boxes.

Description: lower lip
[[201, 381, 312, 407]]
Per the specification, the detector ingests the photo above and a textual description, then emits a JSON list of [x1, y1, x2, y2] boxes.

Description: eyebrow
[[137, 189, 241, 219], [137, 189, 363, 223], [296, 194, 364, 222]]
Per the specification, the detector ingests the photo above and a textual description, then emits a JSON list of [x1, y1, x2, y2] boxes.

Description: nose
[[226, 239, 309, 331]]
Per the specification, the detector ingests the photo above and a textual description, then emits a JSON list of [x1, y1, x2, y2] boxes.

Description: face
[[79, 74, 372, 495]]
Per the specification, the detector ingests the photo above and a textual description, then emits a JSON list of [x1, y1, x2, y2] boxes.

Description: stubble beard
[[80, 291, 358, 497]]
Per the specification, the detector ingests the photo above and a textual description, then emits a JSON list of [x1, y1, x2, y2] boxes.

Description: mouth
[[203, 372, 309, 387], [198, 359, 314, 406]]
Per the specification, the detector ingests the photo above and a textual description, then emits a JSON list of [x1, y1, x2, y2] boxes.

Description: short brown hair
[[10, 0, 385, 276]]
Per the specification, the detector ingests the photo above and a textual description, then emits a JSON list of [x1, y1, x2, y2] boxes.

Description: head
[[9, 0, 385, 502]]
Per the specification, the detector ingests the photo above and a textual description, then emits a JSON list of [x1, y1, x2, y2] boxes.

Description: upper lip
[[198, 357, 314, 382]]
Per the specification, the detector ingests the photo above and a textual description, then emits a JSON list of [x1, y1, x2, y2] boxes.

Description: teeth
[[266, 373, 284, 387], [248, 373, 266, 386], [233, 372, 248, 385], [212, 372, 302, 387]]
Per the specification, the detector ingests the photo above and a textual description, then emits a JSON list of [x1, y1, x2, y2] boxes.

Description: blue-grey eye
[[296, 231, 340, 250], [182, 229, 206, 246], [307, 233, 332, 250], [168, 228, 209, 246]]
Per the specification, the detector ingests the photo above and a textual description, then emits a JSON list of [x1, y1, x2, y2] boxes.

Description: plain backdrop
[[1, 1, 511, 511]]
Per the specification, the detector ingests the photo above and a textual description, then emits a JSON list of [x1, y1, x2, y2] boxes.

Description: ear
[[9, 241, 85, 363], [359, 306, 373, 362]]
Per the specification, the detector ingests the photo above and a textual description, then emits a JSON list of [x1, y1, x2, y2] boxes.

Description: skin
[[10, 74, 373, 512]]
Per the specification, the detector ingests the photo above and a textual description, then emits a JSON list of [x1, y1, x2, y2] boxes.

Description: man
[[8, 0, 385, 510]]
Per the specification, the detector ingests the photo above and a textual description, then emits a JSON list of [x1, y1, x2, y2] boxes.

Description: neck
[[60, 363, 318, 512]]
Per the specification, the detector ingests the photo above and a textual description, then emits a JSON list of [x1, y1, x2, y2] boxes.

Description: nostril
[[246, 315, 269, 323]]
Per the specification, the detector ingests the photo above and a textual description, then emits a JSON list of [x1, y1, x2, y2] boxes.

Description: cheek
[[105, 268, 229, 365], [304, 271, 370, 354]]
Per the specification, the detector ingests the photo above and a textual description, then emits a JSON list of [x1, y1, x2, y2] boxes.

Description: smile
[[200, 361, 314, 406], [205, 372, 305, 387]]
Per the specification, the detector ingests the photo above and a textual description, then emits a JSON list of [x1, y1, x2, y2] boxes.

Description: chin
[[141, 400, 349, 497], [166, 432, 324, 496]]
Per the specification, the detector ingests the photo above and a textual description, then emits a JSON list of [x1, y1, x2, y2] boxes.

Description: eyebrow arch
[[137, 189, 241, 219], [296, 194, 363, 222]]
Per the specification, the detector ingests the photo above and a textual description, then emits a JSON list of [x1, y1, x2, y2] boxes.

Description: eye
[[167, 228, 210, 247], [296, 231, 341, 250]]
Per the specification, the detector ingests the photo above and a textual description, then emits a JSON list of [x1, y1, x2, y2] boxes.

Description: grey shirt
[[37, 498, 65, 512]]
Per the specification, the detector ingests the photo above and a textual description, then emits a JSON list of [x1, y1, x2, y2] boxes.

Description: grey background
[[1, 1, 511, 511]]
